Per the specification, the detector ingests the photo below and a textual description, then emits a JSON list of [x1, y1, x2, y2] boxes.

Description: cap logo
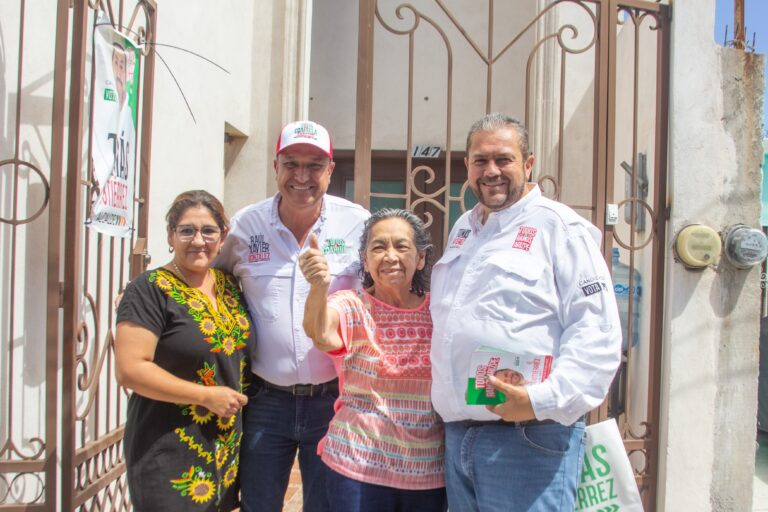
[[293, 123, 318, 140], [276, 120, 332, 158]]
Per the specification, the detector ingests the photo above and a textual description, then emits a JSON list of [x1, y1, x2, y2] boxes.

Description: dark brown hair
[[465, 113, 530, 160], [165, 190, 229, 234]]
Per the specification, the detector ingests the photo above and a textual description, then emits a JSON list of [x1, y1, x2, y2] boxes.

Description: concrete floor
[[282, 459, 304, 512], [276, 439, 768, 511]]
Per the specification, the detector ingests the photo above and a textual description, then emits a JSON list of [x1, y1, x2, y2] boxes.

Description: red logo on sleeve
[[449, 229, 472, 248], [512, 226, 537, 251]]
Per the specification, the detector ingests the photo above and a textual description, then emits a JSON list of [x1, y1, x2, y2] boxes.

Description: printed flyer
[[466, 346, 553, 405], [89, 20, 140, 237]]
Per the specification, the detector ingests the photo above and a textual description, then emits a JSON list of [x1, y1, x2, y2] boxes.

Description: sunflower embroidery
[[204, 334, 246, 355], [155, 275, 173, 290], [153, 269, 249, 355], [222, 460, 238, 488], [235, 313, 249, 330], [223, 294, 238, 309], [216, 414, 236, 431], [214, 444, 229, 469], [200, 317, 217, 335], [217, 430, 240, 456], [187, 298, 205, 312], [183, 404, 214, 425], [221, 336, 236, 355], [143, 269, 247, 506], [171, 465, 216, 504]]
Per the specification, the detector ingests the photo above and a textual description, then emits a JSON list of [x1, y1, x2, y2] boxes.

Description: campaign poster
[[89, 23, 139, 237]]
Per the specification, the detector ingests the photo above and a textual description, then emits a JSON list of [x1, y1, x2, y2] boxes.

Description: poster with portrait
[[89, 21, 140, 237]]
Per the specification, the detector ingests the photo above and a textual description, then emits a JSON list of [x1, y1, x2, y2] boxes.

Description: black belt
[[256, 377, 338, 397], [461, 418, 561, 428]]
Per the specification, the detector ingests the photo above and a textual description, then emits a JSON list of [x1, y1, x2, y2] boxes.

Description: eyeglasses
[[174, 225, 222, 243]]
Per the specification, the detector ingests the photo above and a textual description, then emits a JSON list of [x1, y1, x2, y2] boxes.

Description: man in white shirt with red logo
[[430, 113, 622, 511], [217, 121, 369, 512]]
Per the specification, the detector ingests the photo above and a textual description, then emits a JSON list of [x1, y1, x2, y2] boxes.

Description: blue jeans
[[444, 420, 586, 512], [239, 384, 337, 512], [325, 467, 448, 512]]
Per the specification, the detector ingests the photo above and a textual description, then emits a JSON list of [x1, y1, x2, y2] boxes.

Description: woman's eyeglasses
[[174, 225, 221, 243]]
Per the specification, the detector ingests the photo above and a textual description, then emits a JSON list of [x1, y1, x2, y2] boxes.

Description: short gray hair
[[465, 113, 530, 159], [358, 208, 433, 297]]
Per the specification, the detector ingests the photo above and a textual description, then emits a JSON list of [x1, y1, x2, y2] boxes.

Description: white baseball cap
[[275, 120, 333, 158]]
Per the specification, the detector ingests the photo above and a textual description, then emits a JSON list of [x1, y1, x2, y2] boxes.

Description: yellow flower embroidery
[[189, 477, 215, 503], [200, 317, 216, 335], [223, 464, 238, 488], [188, 298, 205, 311], [171, 465, 215, 504], [215, 444, 230, 469], [221, 336, 236, 356], [235, 314, 249, 330], [217, 414, 236, 431], [189, 404, 213, 425], [154, 268, 248, 354], [156, 276, 173, 290], [223, 294, 238, 309]]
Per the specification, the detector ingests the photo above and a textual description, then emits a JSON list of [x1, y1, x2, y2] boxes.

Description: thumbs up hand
[[299, 234, 331, 288]]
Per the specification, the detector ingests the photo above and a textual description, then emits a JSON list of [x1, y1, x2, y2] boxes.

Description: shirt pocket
[[472, 254, 545, 323], [327, 253, 360, 294], [431, 250, 462, 307], [240, 261, 293, 324], [327, 253, 358, 277]]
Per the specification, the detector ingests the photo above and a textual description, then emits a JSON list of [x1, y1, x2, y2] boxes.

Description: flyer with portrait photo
[[466, 346, 553, 405]]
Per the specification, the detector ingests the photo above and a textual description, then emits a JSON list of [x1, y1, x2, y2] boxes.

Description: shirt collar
[[270, 193, 328, 239], [468, 183, 540, 233]]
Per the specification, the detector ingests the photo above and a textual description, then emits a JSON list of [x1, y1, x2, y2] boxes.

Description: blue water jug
[[611, 247, 641, 350]]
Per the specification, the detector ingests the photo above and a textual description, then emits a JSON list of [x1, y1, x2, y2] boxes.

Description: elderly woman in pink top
[[299, 208, 446, 512]]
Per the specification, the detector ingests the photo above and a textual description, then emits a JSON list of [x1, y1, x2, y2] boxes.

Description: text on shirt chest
[[248, 234, 271, 262]]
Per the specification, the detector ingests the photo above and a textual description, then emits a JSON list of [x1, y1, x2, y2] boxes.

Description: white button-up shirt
[[430, 185, 621, 425], [217, 194, 369, 386]]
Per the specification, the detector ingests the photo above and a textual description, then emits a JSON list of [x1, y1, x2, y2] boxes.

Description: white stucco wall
[[147, 1, 258, 263], [143, 0, 311, 265], [659, 1, 765, 510]]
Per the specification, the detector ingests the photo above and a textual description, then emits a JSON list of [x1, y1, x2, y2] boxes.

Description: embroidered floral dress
[[117, 268, 254, 511]]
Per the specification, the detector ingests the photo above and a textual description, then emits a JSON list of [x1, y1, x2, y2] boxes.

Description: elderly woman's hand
[[299, 234, 331, 288]]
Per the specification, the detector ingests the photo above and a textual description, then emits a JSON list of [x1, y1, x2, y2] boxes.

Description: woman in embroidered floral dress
[[299, 208, 447, 512], [116, 190, 254, 511]]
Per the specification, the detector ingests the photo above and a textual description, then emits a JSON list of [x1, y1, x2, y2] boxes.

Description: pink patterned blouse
[[320, 288, 445, 490]]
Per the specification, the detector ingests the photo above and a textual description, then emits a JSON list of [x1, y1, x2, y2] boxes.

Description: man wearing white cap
[[217, 120, 369, 512]]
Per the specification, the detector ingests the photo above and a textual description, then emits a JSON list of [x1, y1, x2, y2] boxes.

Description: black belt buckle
[[258, 377, 338, 397], [292, 383, 315, 397]]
